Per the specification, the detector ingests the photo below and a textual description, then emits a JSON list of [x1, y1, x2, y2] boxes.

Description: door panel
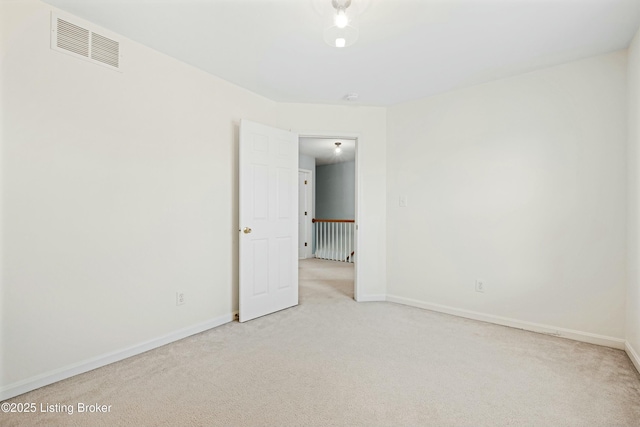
[[239, 120, 298, 322]]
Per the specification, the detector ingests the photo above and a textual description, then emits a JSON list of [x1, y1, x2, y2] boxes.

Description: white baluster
[[322, 222, 326, 259], [332, 222, 336, 261], [340, 222, 344, 261], [318, 221, 323, 259]]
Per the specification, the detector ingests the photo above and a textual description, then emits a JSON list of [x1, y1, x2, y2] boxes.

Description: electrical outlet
[[176, 292, 186, 306], [475, 280, 485, 293]]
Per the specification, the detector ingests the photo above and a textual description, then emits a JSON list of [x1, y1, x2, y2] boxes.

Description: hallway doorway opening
[[298, 134, 359, 300]]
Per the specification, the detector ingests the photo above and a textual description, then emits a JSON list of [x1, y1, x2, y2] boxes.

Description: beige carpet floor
[[3, 258, 640, 427]]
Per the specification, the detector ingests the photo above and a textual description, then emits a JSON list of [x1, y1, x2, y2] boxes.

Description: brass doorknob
[[243, 227, 252, 234]]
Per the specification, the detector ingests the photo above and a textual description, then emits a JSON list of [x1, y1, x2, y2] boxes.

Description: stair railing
[[312, 219, 355, 263]]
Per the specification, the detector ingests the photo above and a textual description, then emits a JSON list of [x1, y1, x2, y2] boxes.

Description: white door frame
[[298, 168, 313, 259], [297, 130, 362, 302]]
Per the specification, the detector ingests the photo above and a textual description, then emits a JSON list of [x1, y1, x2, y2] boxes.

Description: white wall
[[299, 153, 316, 175], [387, 52, 628, 344], [627, 27, 640, 370], [276, 104, 388, 300], [1, 1, 277, 395]]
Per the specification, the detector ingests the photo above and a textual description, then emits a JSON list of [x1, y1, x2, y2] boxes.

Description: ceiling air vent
[[51, 13, 122, 72]]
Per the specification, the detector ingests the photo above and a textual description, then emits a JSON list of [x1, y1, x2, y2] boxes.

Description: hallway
[[299, 258, 355, 302]]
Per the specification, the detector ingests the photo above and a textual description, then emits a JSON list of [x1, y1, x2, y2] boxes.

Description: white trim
[[386, 295, 625, 350], [626, 341, 640, 374], [0, 312, 235, 401], [356, 294, 386, 302], [296, 130, 362, 302]]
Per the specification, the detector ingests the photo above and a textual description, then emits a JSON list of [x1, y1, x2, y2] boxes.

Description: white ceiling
[[43, 0, 640, 106], [299, 137, 356, 165]]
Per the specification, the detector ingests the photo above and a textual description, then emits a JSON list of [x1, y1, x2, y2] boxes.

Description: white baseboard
[[386, 295, 625, 350], [0, 312, 235, 401], [356, 294, 386, 302], [626, 341, 640, 374]]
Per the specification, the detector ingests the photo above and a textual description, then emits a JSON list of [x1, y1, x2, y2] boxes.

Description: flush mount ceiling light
[[334, 142, 342, 154], [323, 0, 359, 48], [345, 93, 359, 102]]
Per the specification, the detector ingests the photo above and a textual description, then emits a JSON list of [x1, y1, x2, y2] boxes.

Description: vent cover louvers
[[51, 13, 122, 72], [57, 19, 89, 57], [91, 33, 119, 68]]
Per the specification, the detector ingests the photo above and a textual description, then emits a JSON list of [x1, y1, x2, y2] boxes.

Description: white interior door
[[239, 120, 298, 322], [298, 169, 312, 259]]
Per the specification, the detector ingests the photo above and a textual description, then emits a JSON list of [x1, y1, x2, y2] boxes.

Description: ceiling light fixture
[[323, 0, 358, 48], [335, 142, 342, 154], [335, 7, 348, 28]]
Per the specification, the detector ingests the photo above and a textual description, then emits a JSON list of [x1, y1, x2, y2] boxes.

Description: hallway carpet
[[3, 258, 640, 426]]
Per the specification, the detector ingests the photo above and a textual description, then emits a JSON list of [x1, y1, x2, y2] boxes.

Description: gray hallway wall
[[316, 161, 355, 220]]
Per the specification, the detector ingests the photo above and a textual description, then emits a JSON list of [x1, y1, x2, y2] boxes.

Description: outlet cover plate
[[176, 291, 186, 306]]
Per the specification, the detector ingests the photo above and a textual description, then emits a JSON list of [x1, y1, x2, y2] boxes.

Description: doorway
[[298, 133, 359, 300]]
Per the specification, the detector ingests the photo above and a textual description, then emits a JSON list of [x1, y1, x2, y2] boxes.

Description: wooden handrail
[[312, 218, 355, 223]]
